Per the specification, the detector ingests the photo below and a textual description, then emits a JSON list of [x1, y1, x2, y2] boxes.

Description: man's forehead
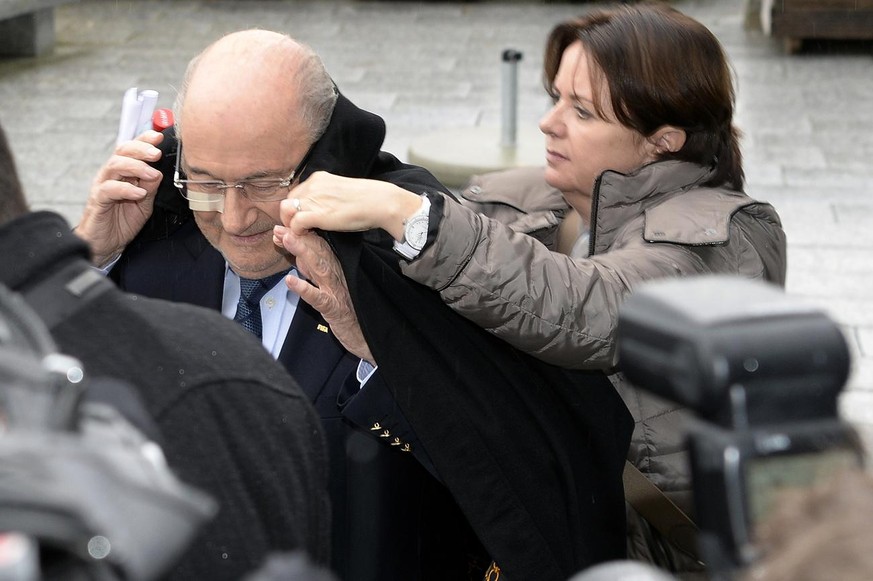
[[178, 118, 307, 177], [185, 67, 302, 125], [179, 107, 304, 147]]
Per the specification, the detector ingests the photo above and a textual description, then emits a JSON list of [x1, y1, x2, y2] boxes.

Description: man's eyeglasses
[[173, 141, 314, 203]]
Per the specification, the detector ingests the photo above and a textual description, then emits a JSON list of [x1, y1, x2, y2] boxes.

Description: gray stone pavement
[[1, 0, 871, 446]]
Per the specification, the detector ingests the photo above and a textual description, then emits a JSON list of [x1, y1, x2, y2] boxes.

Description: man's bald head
[[174, 29, 337, 144]]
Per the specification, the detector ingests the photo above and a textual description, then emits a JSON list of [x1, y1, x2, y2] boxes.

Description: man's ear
[[646, 126, 687, 156]]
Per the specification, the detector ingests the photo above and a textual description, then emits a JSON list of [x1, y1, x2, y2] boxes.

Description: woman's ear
[[647, 126, 687, 156]]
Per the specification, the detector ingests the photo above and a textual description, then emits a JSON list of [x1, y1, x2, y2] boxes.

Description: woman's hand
[[280, 171, 423, 242]]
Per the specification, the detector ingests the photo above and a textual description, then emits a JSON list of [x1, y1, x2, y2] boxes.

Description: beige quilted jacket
[[402, 161, 787, 574]]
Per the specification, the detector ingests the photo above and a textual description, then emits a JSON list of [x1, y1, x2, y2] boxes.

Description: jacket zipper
[[588, 175, 604, 257]]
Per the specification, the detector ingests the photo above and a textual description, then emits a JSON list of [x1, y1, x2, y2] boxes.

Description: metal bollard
[[500, 49, 523, 148]]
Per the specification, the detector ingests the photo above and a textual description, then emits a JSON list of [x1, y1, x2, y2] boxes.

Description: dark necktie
[[233, 271, 288, 339]]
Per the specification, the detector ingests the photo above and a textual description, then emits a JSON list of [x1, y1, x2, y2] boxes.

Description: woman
[[276, 2, 786, 575]]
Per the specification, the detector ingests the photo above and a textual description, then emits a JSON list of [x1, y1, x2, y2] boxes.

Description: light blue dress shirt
[[222, 266, 375, 386]]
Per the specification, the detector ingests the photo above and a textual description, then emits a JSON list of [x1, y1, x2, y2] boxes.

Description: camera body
[[685, 416, 858, 571], [617, 276, 859, 574]]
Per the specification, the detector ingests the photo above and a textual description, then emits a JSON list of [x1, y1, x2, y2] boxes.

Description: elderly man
[[74, 30, 481, 580]]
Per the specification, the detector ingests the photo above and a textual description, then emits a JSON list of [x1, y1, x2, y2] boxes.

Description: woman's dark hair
[[0, 121, 30, 225], [543, 2, 744, 191]]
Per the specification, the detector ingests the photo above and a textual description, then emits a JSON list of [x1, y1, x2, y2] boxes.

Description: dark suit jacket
[[109, 93, 478, 580]]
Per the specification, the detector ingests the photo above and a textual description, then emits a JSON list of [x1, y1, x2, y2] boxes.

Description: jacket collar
[[0, 211, 89, 292], [590, 160, 715, 254], [594, 160, 714, 218], [299, 91, 387, 180]]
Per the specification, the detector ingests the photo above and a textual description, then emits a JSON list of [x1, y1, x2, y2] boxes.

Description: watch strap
[[393, 194, 431, 260]]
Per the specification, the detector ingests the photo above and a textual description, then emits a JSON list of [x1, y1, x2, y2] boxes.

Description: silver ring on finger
[[291, 197, 302, 212]]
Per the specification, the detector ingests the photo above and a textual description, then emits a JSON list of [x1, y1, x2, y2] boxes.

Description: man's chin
[[225, 253, 294, 279]]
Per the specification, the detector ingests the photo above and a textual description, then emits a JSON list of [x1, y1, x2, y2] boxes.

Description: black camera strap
[[21, 261, 114, 332], [623, 460, 702, 563]]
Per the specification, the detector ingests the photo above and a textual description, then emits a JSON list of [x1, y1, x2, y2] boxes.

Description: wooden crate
[[0, 0, 79, 57], [763, 0, 873, 52]]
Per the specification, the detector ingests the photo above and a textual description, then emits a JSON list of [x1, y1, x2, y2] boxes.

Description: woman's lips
[[545, 149, 568, 164]]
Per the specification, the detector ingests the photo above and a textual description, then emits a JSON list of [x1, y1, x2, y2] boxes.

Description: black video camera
[[617, 275, 861, 577]]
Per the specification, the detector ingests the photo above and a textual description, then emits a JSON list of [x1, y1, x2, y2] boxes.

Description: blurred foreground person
[[0, 119, 330, 580], [0, 281, 215, 581], [570, 560, 678, 581]]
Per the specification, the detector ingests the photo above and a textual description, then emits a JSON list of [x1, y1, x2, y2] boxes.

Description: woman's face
[[540, 41, 655, 215]]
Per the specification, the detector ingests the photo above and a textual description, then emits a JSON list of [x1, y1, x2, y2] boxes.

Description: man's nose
[[220, 188, 254, 232]]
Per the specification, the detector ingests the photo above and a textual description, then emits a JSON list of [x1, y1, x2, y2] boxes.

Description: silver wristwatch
[[393, 194, 431, 260]]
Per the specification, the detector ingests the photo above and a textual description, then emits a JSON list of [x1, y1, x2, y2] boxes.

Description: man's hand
[[76, 131, 165, 267], [273, 225, 375, 364]]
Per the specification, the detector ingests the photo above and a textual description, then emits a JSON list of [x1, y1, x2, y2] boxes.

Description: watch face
[[406, 215, 429, 250]]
